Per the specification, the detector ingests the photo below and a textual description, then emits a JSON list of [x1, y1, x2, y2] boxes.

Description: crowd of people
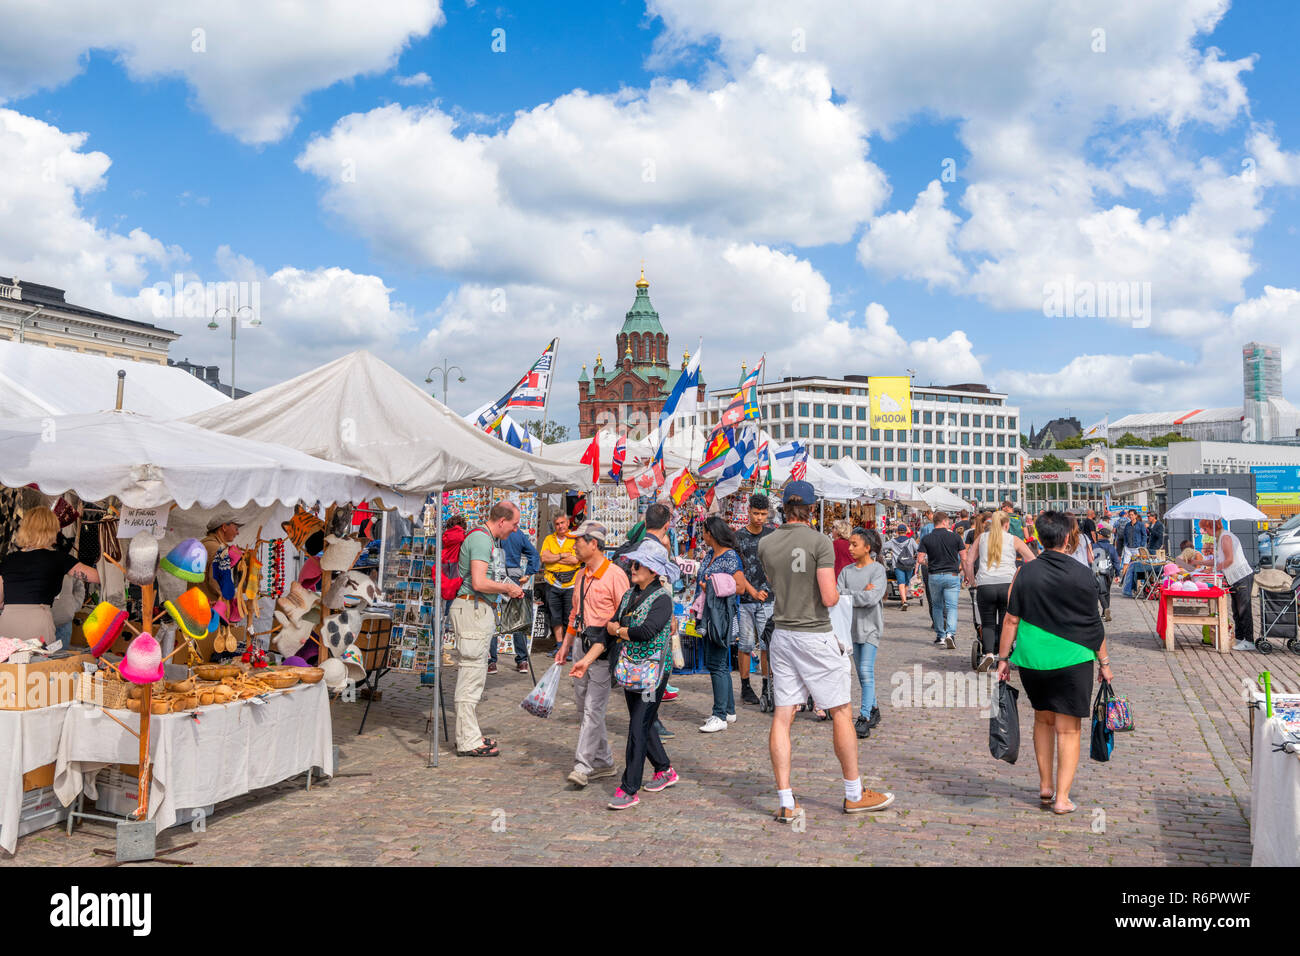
[[436, 487, 1256, 821]]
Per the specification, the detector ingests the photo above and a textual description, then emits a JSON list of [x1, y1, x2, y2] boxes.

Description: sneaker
[[726, 712, 738, 723], [774, 803, 801, 823], [976, 653, 996, 673], [486, 662, 498, 675], [699, 716, 728, 733], [645, 768, 679, 792], [741, 684, 760, 705], [932, 636, 945, 646], [516, 660, 530, 673], [661, 688, 679, 702], [566, 769, 588, 788], [943, 635, 956, 649], [900, 603, 908, 612], [1234, 639, 1255, 651], [844, 788, 895, 813], [588, 765, 617, 780], [867, 705, 881, 729], [655, 721, 675, 739], [608, 787, 640, 810], [854, 716, 871, 739]]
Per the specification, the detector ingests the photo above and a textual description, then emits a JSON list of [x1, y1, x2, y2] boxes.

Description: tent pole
[[430, 494, 444, 768]]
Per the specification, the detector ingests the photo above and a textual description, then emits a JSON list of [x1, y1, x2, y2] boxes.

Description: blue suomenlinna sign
[[1252, 466, 1300, 496]]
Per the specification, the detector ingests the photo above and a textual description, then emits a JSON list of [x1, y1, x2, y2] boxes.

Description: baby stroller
[[1257, 568, 1300, 655], [882, 549, 923, 608]]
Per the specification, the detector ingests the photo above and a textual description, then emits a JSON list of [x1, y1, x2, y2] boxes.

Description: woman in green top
[[603, 541, 678, 810], [996, 511, 1114, 815]]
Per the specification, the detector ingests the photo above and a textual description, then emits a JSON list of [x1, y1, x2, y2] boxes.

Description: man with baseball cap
[[557, 519, 630, 788], [759, 481, 895, 820]]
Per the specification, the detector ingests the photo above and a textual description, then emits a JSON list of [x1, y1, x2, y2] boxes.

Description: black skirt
[[1017, 660, 1093, 718]]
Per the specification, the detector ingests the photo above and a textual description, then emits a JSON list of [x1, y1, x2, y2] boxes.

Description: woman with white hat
[[603, 541, 678, 810]]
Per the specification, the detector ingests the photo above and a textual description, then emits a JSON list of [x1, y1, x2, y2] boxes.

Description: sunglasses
[[629, 560, 643, 572]]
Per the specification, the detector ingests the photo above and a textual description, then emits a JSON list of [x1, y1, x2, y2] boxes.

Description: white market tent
[[0, 411, 393, 512], [921, 485, 970, 512], [831, 457, 887, 497], [546, 424, 711, 477], [182, 350, 591, 495], [0, 340, 228, 420]]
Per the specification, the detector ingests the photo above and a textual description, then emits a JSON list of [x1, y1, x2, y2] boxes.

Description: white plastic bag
[[830, 594, 854, 653], [520, 661, 563, 718]]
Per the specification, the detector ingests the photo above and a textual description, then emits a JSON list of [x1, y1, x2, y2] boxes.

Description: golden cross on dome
[[636, 261, 648, 288]]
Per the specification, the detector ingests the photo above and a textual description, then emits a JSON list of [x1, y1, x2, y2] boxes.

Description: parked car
[[1260, 513, 1300, 569]]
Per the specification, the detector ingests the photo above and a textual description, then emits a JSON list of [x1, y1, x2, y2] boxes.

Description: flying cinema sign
[[868, 376, 912, 428], [1024, 471, 1105, 483]]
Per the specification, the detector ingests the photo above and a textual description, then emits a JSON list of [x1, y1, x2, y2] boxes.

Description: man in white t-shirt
[[758, 481, 895, 821]]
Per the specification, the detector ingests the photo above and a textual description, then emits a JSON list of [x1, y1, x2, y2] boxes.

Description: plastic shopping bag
[[829, 595, 854, 652], [988, 680, 1020, 764], [520, 662, 562, 719]]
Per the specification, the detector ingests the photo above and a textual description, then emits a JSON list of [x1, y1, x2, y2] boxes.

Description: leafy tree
[[1115, 431, 1192, 447], [524, 420, 571, 444], [1028, 454, 1071, 473], [1114, 432, 1145, 447], [1019, 433, 1030, 448]]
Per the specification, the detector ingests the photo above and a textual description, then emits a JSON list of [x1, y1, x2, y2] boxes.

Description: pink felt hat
[[119, 633, 164, 685]]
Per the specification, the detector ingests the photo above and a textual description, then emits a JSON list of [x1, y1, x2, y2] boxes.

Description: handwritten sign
[[118, 505, 168, 539]]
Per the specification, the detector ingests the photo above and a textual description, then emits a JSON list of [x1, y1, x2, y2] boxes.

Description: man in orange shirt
[[557, 520, 629, 788]]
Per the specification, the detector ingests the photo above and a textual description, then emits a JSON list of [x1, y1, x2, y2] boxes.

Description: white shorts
[[769, 627, 852, 710]]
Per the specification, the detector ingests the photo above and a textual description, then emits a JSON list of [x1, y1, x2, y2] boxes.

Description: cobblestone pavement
[[6, 589, 1271, 866]]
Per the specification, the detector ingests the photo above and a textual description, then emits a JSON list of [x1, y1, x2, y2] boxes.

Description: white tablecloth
[[0, 703, 73, 854], [54, 682, 333, 832], [1251, 709, 1300, 866]]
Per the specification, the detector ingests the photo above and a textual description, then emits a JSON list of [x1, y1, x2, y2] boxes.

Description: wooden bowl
[[127, 698, 142, 713], [165, 677, 195, 693], [150, 699, 172, 715], [198, 690, 215, 706], [195, 664, 241, 680], [260, 672, 300, 690], [288, 666, 324, 684]]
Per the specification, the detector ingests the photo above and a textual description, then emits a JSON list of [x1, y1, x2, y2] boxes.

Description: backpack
[[1092, 547, 1113, 576], [896, 537, 918, 571], [438, 526, 490, 600], [610, 525, 647, 574], [1009, 516, 1024, 539]]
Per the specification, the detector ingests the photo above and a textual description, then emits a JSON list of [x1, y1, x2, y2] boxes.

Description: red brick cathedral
[[576, 270, 706, 439]]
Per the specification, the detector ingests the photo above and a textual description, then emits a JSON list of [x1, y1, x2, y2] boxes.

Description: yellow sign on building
[[868, 376, 912, 429]]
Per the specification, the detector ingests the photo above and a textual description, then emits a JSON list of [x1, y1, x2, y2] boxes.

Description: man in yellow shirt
[[540, 513, 580, 656]]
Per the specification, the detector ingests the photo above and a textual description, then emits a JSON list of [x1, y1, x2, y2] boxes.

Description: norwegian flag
[[608, 435, 627, 482]]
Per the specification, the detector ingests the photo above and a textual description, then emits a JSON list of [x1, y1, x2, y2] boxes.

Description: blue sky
[[2, 0, 1299, 434]]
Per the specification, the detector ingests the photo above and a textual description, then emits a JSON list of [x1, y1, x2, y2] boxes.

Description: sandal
[[814, 709, 829, 721], [1039, 791, 1055, 807], [1052, 799, 1076, 815], [456, 743, 500, 757]]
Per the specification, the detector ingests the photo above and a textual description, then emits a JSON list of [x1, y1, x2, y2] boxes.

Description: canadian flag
[[624, 462, 665, 499]]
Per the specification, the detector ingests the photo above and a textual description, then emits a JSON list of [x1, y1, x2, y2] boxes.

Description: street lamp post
[[208, 305, 259, 398], [425, 360, 466, 406]]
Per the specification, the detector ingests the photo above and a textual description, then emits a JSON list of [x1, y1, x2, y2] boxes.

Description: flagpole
[[536, 338, 557, 457]]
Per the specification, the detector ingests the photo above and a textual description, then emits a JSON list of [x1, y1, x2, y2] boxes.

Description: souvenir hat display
[[339, 643, 366, 683], [282, 505, 327, 556], [272, 608, 316, 658], [119, 632, 164, 685], [320, 656, 348, 691], [160, 537, 207, 583], [83, 601, 129, 657], [323, 569, 380, 610], [164, 587, 213, 639], [276, 581, 319, 624], [125, 533, 160, 586], [320, 534, 364, 572]]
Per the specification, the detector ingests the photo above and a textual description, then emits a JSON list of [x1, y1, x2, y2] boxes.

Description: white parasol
[[1164, 493, 1267, 523]]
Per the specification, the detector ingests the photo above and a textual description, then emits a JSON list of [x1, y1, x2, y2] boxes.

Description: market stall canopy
[[546, 425, 710, 476], [0, 340, 229, 420], [1164, 493, 1268, 523], [0, 411, 395, 510], [831, 458, 886, 497], [920, 485, 970, 512], [181, 350, 591, 494]]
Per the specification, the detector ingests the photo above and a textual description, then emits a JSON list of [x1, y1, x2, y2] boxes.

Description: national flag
[[579, 433, 600, 484], [1082, 416, 1108, 441], [718, 357, 763, 429], [658, 342, 703, 431], [774, 440, 807, 480], [712, 425, 758, 499], [625, 462, 665, 499], [474, 339, 558, 429], [669, 468, 697, 506], [755, 433, 771, 492], [698, 425, 733, 475], [608, 435, 627, 482]]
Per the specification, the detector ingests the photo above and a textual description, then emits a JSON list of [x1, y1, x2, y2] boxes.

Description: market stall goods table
[[1250, 697, 1300, 866], [1156, 586, 1230, 653], [0, 702, 73, 854], [54, 682, 333, 832]]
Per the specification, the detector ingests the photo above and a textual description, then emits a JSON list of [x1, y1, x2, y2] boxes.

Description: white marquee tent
[[183, 351, 591, 495], [0, 341, 229, 420]]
